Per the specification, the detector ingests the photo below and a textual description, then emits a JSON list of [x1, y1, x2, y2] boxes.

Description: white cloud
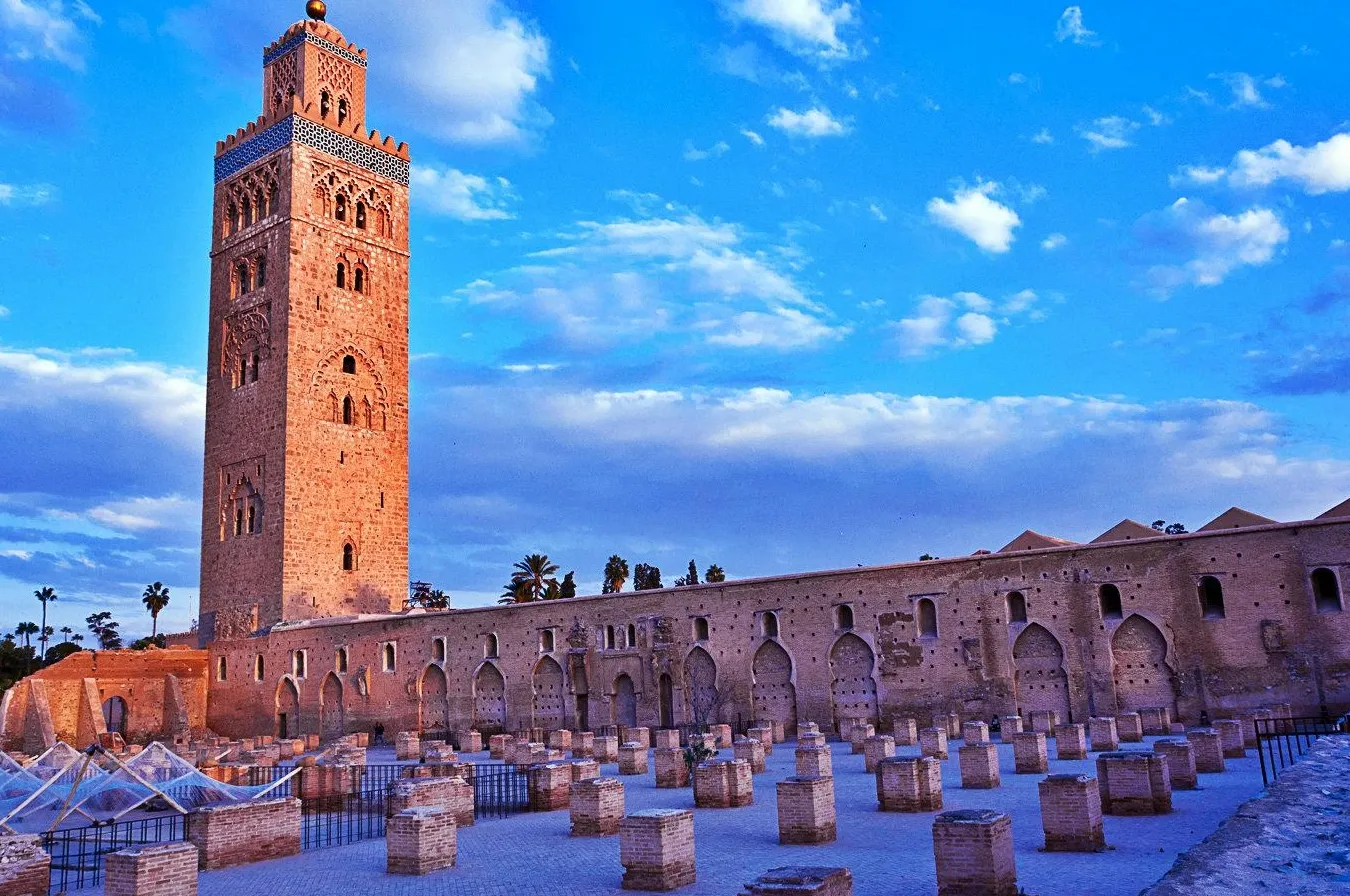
[[501, 363, 560, 373], [892, 292, 1013, 357], [1139, 198, 1289, 293], [1031, 128, 1054, 145], [0, 0, 101, 70], [1079, 116, 1139, 151], [684, 139, 731, 161], [740, 128, 766, 147], [1055, 6, 1097, 45], [0, 182, 56, 206], [1041, 233, 1067, 251], [926, 182, 1021, 253], [1008, 72, 1027, 85], [722, 0, 859, 64], [1141, 104, 1168, 126], [410, 165, 517, 220], [0, 305, 9, 318], [86, 495, 196, 533], [1170, 165, 1227, 187], [1211, 72, 1286, 110], [1227, 133, 1350, 194], [766, 105, 850, 138], [706, 308, 851, 349]]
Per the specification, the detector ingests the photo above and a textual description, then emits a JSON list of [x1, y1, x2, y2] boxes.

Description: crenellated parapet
[[263, 18, 367, 67]]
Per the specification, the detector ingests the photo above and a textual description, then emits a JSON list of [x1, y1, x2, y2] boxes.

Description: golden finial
[[306, 1, 327, 21]]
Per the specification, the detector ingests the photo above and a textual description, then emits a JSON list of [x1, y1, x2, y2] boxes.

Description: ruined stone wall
[[204, 518, 1350, 740]]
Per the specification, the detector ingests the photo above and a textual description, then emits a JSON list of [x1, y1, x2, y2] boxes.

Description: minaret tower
[[199, 1, 410, 639]]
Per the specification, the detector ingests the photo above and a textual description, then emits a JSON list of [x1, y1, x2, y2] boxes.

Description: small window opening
[[336, 647, 348, 673], [1312, 568, 1343, 613], [342, 542, 354, 571], [217, 656, 227, 681], [335, 193, 346, 222], [234, 507, 244, 536], [353, 268, 364, 294], [627, 623, 637, 647], [382, 643, 396, 672], [355, 202, 366, 229], [337, 98, 349, 125], [540, 629, 555, 652], [336, 262, 346, 288], [253, 190, 264, 221], [235, 262, 249, 297], [693, 617, 709, 641], [1099, 584, 1123, 620], [605, 625, 616, 650], [484, 633, 499, 659], [342, 395, 354, 425], [1007, 591, 1027, 624], [254, 655, 264, 681], [836, 605, 854, 630], [1198, 576, 1226, 619], [249, 351, 259, 384], [225, 203, 238, 236], [433, 638, 446, 662], [293, 650, 306, 678], [266, 184, 277, 216], [320, 90, 331, 119], [761, 610, 779, 639], [241, 196, 252, 226], [246, 504, 256, 534], [255, 256, 266, 289], [342, 354, 356, 374], [918, 598, 938, 637]]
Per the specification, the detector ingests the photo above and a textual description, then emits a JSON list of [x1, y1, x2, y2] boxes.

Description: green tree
[[559, 571, 577, 600], [704, 564, 726, 583], [44, 642, 81, 664], [602, 555, 629, 594], [14, 623, 38, 672], [141, 582, 170, 638], [130, 635, 167, 651], [1151, 520, 1188, 535], [511, 553, 560, 602], [86, 612, 123, 651], [498, 578, 533, 605], [675, 560, 700, 587], [408, 581, 450, 609], [633, 563, 662, 591], [59, 626, 72, 643], [34, 586, 56, 662], [918, 553, 938, 561]]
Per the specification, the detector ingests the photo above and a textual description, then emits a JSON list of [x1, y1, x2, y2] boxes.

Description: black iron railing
[[42, 814, 186, 894], [301, 789, 386, 850], [472, 762, 530, 819], [1256, 714, 1350, 786]]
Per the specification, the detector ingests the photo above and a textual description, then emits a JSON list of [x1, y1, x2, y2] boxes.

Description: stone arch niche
[[276, 678, 301, 740], [472, 663, 506, 734], [419, 664, 449, 735], [1111, 614, 1178, 714], [751, 640, 798, 733], [829, 633, 879, 736], [310, 344, 389, 429], [532, 656, 566, 731], [613, 673, 638, 728], [1012, 623, 1071, 722], [102, 696, 128, 739], [658, 673, 674, 729], [683, 647, 719, 726], [319, 672, 344, 741]]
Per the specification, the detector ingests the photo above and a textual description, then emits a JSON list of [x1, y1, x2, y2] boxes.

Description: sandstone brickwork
[[1013, 732, 1048, 774], [1054, 723, 1088, 760], [776, 776, 836, 844], [1096, 752, 1172, 815], [932, 809, 1018, 896], [959, 741, 1001, 789], [876, 756, 943, 812], [620, 809, 696, 891], [386, 807, 456, 875], [571, 777, 624, 836], [104, 842, 199, 896], [186, 798, 302, 870], [1153, 738, 1198, 790], [0, 836, 50, 896], [1038, 774, 1105, 852]]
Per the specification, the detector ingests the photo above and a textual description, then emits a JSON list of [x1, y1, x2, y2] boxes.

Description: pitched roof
[[1197, 506, 1277, 532], [1090, 519, 1161, 544], [997, 530, 1078, 553], [1318, 497, 1350, 520]]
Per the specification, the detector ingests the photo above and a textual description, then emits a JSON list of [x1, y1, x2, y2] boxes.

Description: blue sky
[[2, 0, 1350, 636]]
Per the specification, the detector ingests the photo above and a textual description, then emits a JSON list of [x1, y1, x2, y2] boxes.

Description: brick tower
[[199, 2, 410, 640]]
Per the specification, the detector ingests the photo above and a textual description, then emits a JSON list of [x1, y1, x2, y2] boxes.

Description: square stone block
[[734, 737, 767, 773], [796, 722, 821, 740], [1139, 707, 1172, 736], [387, 775, 474, 827], [620, 809, 696, 891], [892, 718, 919, 746], [548, 729, 573, 752], [572, 731, 595, 759], [105, 842, 199, 896], [653, 729, 681, 750], [712, 725, 733, 749], [945, 713, 963, 740], [959, 742, 1001, 789], [1152, 739, 1198, 790], [395, 731, 421, 761], [654, 748, 689, 788], [0, 836, 51, 896], [998, 716, 1023, 742], [932, 809, 1018, 896], [459, 730, 483, 753], [571, 759, 601, 782], [1054, 724, 1088, 760], [776, 776, 837, 845], [693, 760, 754, 808], [920, 727, 949, 761], [1013, 732, 1048, 774], [1028, 710, 1059, 736], [595, 736, 620, 763], [798, 733, 827, 749], [742, 866, 853, 896], [1095, 752, 1172, 815], [1214, 720, 1246, 758], [386, 807, 456, 876], [1088, 717, 1119, 752], [1038, 774, 1105, 852], [863, 735, 895, 773], [618, 743, 649, 776], [528, 761, 573, 811], [796, 744, 833, 778], [571, 777, 625, 836], [848, 723, 874, 754], [876, 756, 943, 812], [1188, 729, 1226, 774], [1116, 713, 1144, 743], [962, 721, 989, 743], [186, 798, 301, 870], [749, 726, 775, 756]]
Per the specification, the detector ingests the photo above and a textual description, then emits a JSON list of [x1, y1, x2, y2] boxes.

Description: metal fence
[[1256, 714, 1350, 786], [42, 814, 186, 894]]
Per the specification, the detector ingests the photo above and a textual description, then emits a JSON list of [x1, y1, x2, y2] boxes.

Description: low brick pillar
[[548, 729, 573, 752], [920, 727, 949, 760], [620, 809, 696, 891], [945, 712, 962, 740], [571, 777, 625, 836], [734, 737, 767, 773], [654, 748, 689, 788], [296, 762, 358, 810], [305, 733, 320, 751], [876, 756, 943, 812], [1013, 732, 1048, 774], [571, 759, 601, 782], [1054, 723, 1088, 760], [1139, 706, 1172, 736], [998, 716, 1023, 742], [652, 729, 679, 750], [395, 731, 421, 761], [776, 776, 836, 845], [421, 742, 458, 763], [798, 732, 826, 749], [693, 760, 754, 808], [892, 717, 918, 746], [278, 739, 295, 761], [1189, 728, 1226, 773], [528, 761, 573, 811], [186, 798, 301, 870], [386, 807, 456, 875], [863, 735, 895, 773], [595, 735, 620, 763], [628, 727, 652, 749], [489, 734, 511, 759], [848, 723, 874, 755], [1116, 713, 1144, 743], [1028, 710, 1059, 736], [796, 722, 820, 740], [572, 731, 595, 758], [962, 721, 989, 743], [0, 835, 51, 896], [932, 809, 1017, 896], [959, 742, 1001, 789], [742, 867, 853, 896], [459, 730, 482, 753], [618, 743, 649, 776], [387, 775, 474, 827], [712, 724, 733, 748], [1249, 708, 1274, 745], [1095, 752, 1172, 815], [1214, 719, 1245, 758], [1038, 774, 1105, 852], [1088, 717, 1119, 753], [689, 733, 717, 753], [105, 842, 198, 896], [796, 744, 832, 778], [749, 726, 775, 756], [1152, 738, 1198, 790]]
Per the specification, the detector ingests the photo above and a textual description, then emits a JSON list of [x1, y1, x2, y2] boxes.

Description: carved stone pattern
[[222, 305, 272, 376], [264, 32, 368, 68], [268, 52, 300, 104], [317, 53, 354, 99], [216, 116, 409, 186], [309, 162, 396, 237]]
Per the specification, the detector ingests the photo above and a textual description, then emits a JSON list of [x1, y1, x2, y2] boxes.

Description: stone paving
[[80, 734, 1268, 896]]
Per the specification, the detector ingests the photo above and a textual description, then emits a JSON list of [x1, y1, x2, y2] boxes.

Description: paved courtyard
[[88, 735, 1267, 896]]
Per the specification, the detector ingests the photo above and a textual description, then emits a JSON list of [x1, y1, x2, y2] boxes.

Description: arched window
[[342, 542, 354, 571], [353, 268, 364, 293], [836, 605, 854, 630], [293, 649, 306, 678], [246, 504, 256, 534], [761, 610, 779, 639], [336, 262, 346, 288], [320, 90, 331, 119], [225, 203, 238, 237], [484, 633, 498, 659], [540, 629, 556, 652], [217, 656, 227, 681], [249, 351, 259, 384], [363, 398, 372, 429], [605, 625, 616, 649], [255, 256, 266, 289], [433, 638, 446, 662], [234, 507, 244, 536], [342, 395, 354, 425], [335, 193, 347, 221], [1198, 576, 1225, 619], [266, 184, 278, 216], [1007, 591, 1027, 624], [382, 643, 396, 672], [253, 190, 264, 221], [693, 617, 709, 641], [336, 647, 349, 673], [1099, 584, 1123, 620], [355, 202, 366, 229], [917, 598, 938, 637], [337, 98, 349, 125], [342, 354, 356, 374], [241, 196, 252, 226], [1312, 568, 1343, 613], [235, 262, 250, 296], [254, 655, 265, 681], [627, 623, 637, 647]]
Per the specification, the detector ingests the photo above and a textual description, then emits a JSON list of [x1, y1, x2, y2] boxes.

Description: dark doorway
[[659, 673, 674, 728]]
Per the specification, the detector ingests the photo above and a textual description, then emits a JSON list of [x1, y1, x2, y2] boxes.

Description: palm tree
[[59, 626, 72, 644], [142, 582, 170, 638], [510, 554, 560, 603], [14, 622, 38, 673], [603, 555, 629, 594], [705, 564, 726, 583], [34, 587, 56, 662], [498, 578, 533, 605]]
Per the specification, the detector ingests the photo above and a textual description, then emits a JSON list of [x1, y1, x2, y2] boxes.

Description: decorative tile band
[[215, 116, 409, 186], [263, 31, 367, 68]]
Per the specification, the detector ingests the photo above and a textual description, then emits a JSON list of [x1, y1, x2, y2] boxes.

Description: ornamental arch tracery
[[311, 344, 389, 429]]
